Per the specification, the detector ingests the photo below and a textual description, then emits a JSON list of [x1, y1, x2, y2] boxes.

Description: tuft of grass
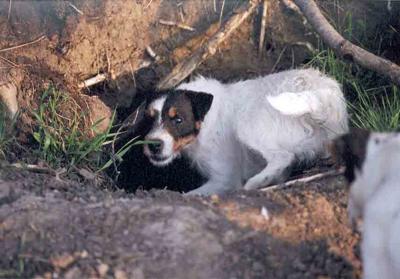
[[350, 84, 400, 132], [306, 24, 400, 132], [307, 47, 400, 132], [32, 86, 142, 173]]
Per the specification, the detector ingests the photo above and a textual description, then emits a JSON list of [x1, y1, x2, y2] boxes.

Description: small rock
[[260, 206, 270, 221], [114, 270, 128, 279], [97, 263, 109, 277], [51, 253, 76, 269], [0, 82, 18, 118]]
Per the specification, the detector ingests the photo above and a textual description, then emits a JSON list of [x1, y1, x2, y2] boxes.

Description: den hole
[[83, 67, 205, 193]]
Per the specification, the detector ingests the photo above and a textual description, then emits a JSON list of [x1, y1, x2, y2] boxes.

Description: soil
[[1, 1, 399, 278], [0, 166, 361, 279]]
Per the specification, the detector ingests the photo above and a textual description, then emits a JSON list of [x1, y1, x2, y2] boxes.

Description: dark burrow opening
[[95, 68, 206, 194]]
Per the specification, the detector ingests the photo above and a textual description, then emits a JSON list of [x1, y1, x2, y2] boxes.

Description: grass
[[32, 86, 143, 174], [305, 6, 400, 132], [350, 84, 400, 132]]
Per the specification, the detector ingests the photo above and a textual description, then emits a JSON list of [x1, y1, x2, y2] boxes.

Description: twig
[[159, 19, 195, 32], [293, 0, 400, 86], [67, 1, 84, 15], [177, 2, 185, 22], [258, 0, 268, 56], [0, 55, 18, 67], [157, 0, 260, 90], [219, 0, 226, 26], [270, 45, 287, 73], [144, 0, 153, 9], [78, 59, 152, 89], [145, 45, 161, 61], [260, 167, 345, 192], [7, 0, 12, 21], [78, 73, 108, 88], [8, 163, 67, 181], [9, 162, 59, 177], [0, 35, 46, 53], [292, 41, 316, 53]]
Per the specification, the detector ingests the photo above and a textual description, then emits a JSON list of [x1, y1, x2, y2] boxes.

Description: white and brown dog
[[143, 68, 349, 195], [333, 129, 400, 279]]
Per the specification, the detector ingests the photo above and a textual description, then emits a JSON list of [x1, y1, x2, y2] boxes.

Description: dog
[[143, 68, 348, 195], [333, 129, 400, 279]]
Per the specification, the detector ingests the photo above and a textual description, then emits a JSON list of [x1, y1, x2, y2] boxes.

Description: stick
[[219, 0, 226, 26], [9, 163, 57, 176], [145, 46, 161, 61], [0, 35, 46, 53], [78, 73, 108, 88], [7, 0, 12, 20], [159, 19, 195, 32], [78, 59, 152, 89], [293, 0, 400, 86], [157, 0, 260, 90], [67, 1, 84, 15], [260, 167, 345, 192], [258, 0, 268, 56]]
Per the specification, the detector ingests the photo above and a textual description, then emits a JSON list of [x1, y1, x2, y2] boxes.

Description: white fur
[[175, 68, 348, 195], [147, 68, 348, 195], [348, 133, 400, 279], [144, 96, 177, 166]]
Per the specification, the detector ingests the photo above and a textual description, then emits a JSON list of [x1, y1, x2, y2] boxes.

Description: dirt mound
[[0, 167, 360, 279]]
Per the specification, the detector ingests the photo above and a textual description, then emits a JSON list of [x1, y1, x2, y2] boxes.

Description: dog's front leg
[[186, 178, 238, 196], [244, 151, 294, 190]]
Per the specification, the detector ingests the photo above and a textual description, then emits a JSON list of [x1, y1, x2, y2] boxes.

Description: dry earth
[[0, 166, 360, 279]]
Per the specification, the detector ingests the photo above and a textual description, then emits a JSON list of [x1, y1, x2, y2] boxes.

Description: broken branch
[[78, 73, 108, 88], [157, 0, 260, 90], [260, 167, 345, 192], [293, 0, 400, 86], [159, 19, 195, 32], [0, 35, 46, 53], [258, 0, 268, 56]]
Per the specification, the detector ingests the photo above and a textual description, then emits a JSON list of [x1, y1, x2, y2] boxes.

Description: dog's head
[[143, 89, 213, 167], [331, 128, 400, 226], [330, 127, 371, 183]]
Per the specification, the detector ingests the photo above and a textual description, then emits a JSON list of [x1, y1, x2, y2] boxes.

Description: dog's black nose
[[148, 140, 163, 155]]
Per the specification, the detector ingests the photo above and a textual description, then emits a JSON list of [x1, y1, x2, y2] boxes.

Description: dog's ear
[[331, 127, 370, 183], [185, 91, 214, 121]]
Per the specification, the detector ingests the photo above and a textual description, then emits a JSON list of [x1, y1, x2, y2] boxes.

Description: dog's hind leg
[[243, 150, 294, 190]]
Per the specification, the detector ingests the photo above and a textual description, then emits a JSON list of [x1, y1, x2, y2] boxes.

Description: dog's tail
[[267, 89, 348, 137]]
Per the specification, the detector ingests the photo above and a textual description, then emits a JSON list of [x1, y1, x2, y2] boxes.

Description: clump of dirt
[[0, 167, 360, 279]]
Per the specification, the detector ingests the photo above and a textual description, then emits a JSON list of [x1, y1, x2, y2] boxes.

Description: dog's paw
[[243, 179, 261, 191]]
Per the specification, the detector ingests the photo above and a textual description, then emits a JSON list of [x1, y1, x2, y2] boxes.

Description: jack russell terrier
[[333, 129, 400, 279], [143, 68, 349, 195]]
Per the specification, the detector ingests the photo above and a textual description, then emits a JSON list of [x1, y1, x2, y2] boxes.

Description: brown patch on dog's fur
[[195, 121, 201, 130], [173, 134, 196, 152], [168, 107, 177, 118], [331, 128, 370, 183]]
